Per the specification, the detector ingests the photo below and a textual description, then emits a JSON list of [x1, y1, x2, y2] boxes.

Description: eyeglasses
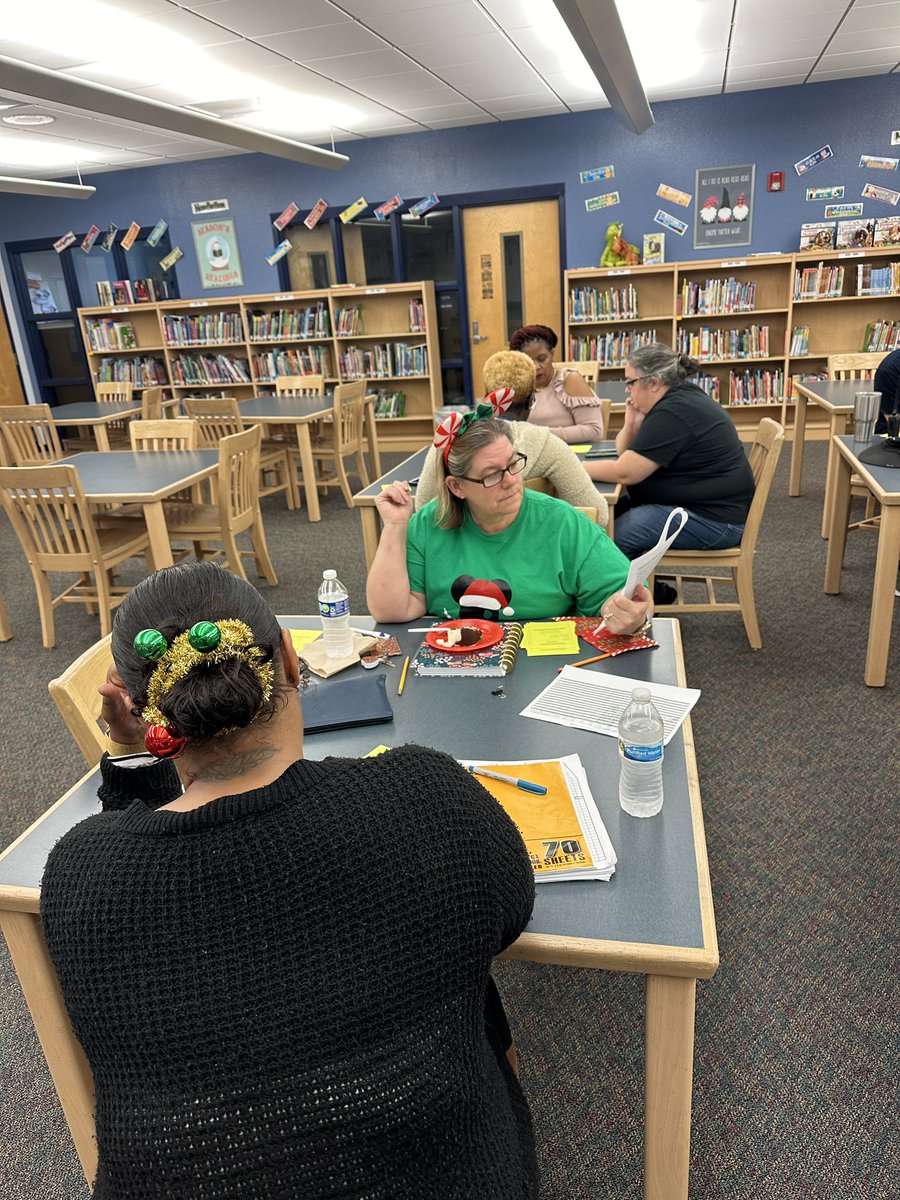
[[623, 374, 652, 388], [453, 452, 528, 489]]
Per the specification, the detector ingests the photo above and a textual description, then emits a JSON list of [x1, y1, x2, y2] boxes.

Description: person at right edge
[[873, 346, 900, 434], [586, 343, 755, 600]]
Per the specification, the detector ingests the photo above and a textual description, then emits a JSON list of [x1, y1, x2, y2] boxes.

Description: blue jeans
[[614, 503, 745, 559]]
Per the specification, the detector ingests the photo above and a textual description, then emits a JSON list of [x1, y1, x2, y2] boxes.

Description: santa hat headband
[[433, 387, 516, 465]]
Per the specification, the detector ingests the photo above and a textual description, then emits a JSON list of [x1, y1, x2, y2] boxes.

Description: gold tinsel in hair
[[142, 618, 274, 729], [482, 350, 536, 406]]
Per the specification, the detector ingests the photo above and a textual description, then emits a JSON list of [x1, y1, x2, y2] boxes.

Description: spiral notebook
[[412, 622, 525, 677]]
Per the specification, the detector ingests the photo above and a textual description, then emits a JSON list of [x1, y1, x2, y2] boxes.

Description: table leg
[[358, 506, 381, 571], [824, 449, 852, 593], [0, 591, 11, 641], [363, 399, 382, 479], [645, 974, 696, 1200], [864, 505, 900, 687], [141, 501, 175, 568], [93, 426, 111, 453], [1, 909, 97, 1186], [788, 393, 808, 497], [295, 423, 321, 523], [821, 414, 850, 539]]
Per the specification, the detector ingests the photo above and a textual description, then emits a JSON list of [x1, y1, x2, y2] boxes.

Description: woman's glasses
[[453, 452, 528, 489], [623, 374, 651, 388]]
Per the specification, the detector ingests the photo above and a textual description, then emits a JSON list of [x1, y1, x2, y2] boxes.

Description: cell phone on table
[[584, 448, 617, 459]]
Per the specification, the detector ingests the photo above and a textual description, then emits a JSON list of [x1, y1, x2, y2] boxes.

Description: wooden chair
[[650, 417, 785, 650], [827, 353, 883, 530], [48, 635, 114, 766], [275, 374, 325, 397], [575, 506, 601, 524], [140, 386, 164, 421], [0, 464, 153, 648], [0, 591, 11, 641], [309, 380, 372, 506], [162, 424, 278, 585], [557, 361, 600, 385], [183, 397, 298, 510], [129, 418, 197, 451], [85, 380, 136, 449], [0, 404, 63, 465]]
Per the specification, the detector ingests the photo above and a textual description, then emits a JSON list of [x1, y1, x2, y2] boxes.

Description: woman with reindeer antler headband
[[366, 388, 652, 629]]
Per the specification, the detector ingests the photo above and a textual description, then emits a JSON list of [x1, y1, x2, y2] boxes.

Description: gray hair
[[434, 420, 513, 530], [628, 343, 701, 389]]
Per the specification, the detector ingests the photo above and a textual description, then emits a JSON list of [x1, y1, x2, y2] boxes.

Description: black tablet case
[[301, 672, 394, 735]]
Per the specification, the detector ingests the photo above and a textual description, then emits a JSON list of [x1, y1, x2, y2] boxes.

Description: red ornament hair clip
[[144, 725, 187, 759], [433, 387, 516, 464]]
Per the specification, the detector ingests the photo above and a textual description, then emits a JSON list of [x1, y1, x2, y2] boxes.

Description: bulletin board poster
[[191, 218, 244, 289], [693, 163, 755, 249]]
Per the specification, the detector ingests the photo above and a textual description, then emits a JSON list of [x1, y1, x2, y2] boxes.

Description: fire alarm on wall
[[767, 172, 785, 192]]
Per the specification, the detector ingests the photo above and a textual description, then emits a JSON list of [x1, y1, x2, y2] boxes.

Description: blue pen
[[467, 766, 547, 795]]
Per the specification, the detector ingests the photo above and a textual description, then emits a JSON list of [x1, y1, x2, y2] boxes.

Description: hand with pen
[[598, 582, 653, 636]]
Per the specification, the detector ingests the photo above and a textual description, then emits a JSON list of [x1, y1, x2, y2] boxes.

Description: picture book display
[[412, 621, 524, 676], [462, 754, 616, 881]]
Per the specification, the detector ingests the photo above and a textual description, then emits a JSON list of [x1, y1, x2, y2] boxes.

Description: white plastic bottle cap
[[631, 687, 651, 702], [323, 569, 336, 579]]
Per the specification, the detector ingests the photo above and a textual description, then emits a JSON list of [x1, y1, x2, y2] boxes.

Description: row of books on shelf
[[251, 347, 332, 380], [676, 324, 772, 360], [568, 284, 639, 322], [789, 325, 811, 355], [372, 390, 407, 418], [861, 320, 900, 352], [334, 307, 363, 336], [678, 277, 757, 316], [168, 354, 251, 386], [568, 329, 656, 365], [857, 262, 900, 296], [86, 319, 138, 351], [728, 368, 785, 405], [95, 356, 167, 385], [338, 342, 428, 379], [96, 278, 174, 305], [162, 312, 243, 346], [793, 262, 845, 300], [246, 304, 331, 341], [786, 372, 828, 399]]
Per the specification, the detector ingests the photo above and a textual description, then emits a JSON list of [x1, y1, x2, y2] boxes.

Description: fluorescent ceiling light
[[0, 174, 95, 198], [616, 0, 702, 89], [0, 135, 99, 168]]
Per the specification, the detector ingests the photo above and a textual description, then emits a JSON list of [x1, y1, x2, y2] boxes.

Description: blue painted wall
[[2, 73, 898, 385]]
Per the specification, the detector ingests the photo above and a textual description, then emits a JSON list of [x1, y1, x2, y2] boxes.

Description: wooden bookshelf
[[78, 282, 443, 450], [565, 248, 900, 441]]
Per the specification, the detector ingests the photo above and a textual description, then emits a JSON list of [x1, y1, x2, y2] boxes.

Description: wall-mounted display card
[[191, 198, 229, 215], [655, 209, 688, 236], [146, 219, 168, 247], [266, 238, 292, 266], [409, 193, 439, 218], [304, 199, 328, 230], [159, 246, 183, 272], [585, 192, 619, 211], [862, 182, 900, 206], [374, 195, 404, 220], [693, 163, 754, 248], [81, 225, 100, 253], [657, 183, 691, 207], [53, 231, 76, 253], [121, 222, 141, 251], [192, 218, 243, 288], [643, 232, 665, 265], [273, 202, 299, 231], [340, 197, 368, 224], [580, 165, 614, 184], [799, 222, 836, 250], [859, 155, 898, 171], [794, 145, 833, 175], [824, 203, 863, 218], [100, 223, 118, 252], [874, 217, 900, 245], [806, 185, 844, 201], [836, 218, 875, 248]]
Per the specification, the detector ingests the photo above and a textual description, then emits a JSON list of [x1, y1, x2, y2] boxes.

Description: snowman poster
[[693, 164, 755, 250], [191, 217, 244, 289]]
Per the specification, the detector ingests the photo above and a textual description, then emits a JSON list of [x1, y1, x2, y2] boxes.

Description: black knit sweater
[[41, 745, 538, 1199]]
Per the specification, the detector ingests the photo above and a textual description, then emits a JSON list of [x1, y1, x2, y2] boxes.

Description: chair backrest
[[217, 423, 261, 533], [575, 506, 601, 525], [276, 374, 325, 397], [96, 380, 135, 404], [140, 386, 164, 421], [48, 634, 114, 766], [130, 418, 198, 451], [740, 418, 785, 557], [557, 361, 600, 385], [332, 380, 366, 452], [183, 397, 244, 447], [524, 476, 557, 496], [598, 397, 611, 437], [827, 352, 883, 381], [0, 464, 104, 572], [0, 404, 63, 465]]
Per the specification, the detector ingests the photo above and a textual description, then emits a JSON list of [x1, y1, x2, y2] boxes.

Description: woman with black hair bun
[[509, 324, 605, 443], [40, 561, 538, 1199]]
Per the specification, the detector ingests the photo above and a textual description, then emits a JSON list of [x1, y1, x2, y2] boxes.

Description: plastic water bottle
[[618, 687, 665, 818], [317, 569, 353, 658]]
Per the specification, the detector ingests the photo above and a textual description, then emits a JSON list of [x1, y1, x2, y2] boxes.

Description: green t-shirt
[[406, 489, 630, 619]]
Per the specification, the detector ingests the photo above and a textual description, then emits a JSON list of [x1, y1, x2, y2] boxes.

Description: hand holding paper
[[600, 507, 688, 632]]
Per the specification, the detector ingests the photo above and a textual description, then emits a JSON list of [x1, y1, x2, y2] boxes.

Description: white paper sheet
[[623, 506, 689, 599]]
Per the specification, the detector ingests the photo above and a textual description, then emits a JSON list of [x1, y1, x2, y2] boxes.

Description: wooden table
[[788, 380, 864, 537], [0, 616, 716, 1200], [51, 398, 182, 451], [352, 444, 622, 570], [61, 449, 218, 568], [824, 435, 900, 686], [241, 394, 381, 523]]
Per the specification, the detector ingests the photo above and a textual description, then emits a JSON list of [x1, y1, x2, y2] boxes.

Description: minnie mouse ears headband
[[433, 388, 516, 464]]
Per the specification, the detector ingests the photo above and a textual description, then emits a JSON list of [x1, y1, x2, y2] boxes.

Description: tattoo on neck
[[185, 746, 279, 782]]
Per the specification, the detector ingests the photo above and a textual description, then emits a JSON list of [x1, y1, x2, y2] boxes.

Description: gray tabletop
[[796, 379, 874, 409], [241, 395, 333, 421], [50, 402, 141, 423], [0, 618, 705, 956], [61, 450, 218, 499], [836, 435, 900, 488]]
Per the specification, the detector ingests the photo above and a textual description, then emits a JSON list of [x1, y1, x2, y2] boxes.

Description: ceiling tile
[[840, 3, 900, 33], [813, 48, 900, 69], [256, 24, 390, 62], [538, 70, 605, 104], [733, 0, 849, 18], [566, 98, 611, 112], [727, 59, 818, 82], [0, 40, 93, 71], [647, 83, 722, 101], [439, 58, 542, 96], [338, 0, 459, 14], [353, 71, 457, 103], [806, 63, 894, 80], [364, 1, 496, 43], [422, 113, 497, 128], [828, 30, 900, 55], [404, 32, 513, 69], [478, 0, 542, 30], [486, 104, 567, 121], [196, 0, 351, 37], [137, 7, 242, 46], [302, 47, 416, 81], [728, 36, 831, 68], [723, 75, 810, 92], [483, 91, 563, 114], [202, 39, 299, 74], [404, 100, 489, 120]]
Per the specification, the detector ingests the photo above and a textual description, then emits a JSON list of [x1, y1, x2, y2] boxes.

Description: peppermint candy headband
[[433, 388, 516, 465]]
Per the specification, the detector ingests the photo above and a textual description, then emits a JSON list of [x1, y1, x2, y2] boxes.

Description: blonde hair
[[434, 420, 513, 530], [483, 351, 536, 409]]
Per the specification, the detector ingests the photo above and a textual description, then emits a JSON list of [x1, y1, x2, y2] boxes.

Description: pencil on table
[[398, 656, 410, 694], [558, 652, 613, 672]]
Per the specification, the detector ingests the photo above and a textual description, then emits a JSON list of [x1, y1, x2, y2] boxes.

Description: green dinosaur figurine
[[600, 221, 641, 267]]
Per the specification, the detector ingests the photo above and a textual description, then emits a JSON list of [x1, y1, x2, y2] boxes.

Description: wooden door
[[0, 301, 26, 405], [462, 199, 561, 390]]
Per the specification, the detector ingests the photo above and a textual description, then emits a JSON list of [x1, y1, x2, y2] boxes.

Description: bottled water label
[[620, 740, 663, 763], [319, 597, 349, 619]]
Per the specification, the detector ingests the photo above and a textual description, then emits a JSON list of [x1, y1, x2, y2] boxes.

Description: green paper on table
[[289, 629, 322, 651], [521, 620, 579, 656]]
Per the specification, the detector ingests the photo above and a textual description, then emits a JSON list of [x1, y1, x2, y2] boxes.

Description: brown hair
[[508, 324, 557, 354]]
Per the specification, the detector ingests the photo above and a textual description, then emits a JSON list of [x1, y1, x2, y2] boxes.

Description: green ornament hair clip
[[134, 628, 168, 661], [187, 621, 222, 652]]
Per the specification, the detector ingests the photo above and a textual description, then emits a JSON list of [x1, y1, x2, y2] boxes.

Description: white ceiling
[[0, 0, 898, 178]]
